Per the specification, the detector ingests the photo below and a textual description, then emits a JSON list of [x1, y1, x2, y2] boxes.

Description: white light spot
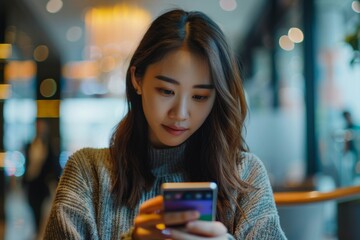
[[66, 26, 82, 42], [219, 0, 237, 11], [279, 35, 294, 51], [288, 27, 304, 43], [46, 0, 63, 14]]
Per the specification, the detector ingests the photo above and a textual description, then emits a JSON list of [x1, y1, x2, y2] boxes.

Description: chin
[[158, 139, 186, 148]]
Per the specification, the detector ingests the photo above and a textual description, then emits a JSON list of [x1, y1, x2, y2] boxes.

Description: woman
[[44, 9, 286, 239]]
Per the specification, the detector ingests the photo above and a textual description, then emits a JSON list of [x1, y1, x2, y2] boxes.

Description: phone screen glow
[[163, 189, 214, 221]]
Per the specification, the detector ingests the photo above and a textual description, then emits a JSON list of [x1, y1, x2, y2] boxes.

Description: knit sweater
[[44, 145, 287, 239]]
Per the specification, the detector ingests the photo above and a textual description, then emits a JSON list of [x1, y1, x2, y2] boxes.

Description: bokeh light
[[46, 0, 63, 13], [279, 35, 294, 51], [219, 0, 237, 11], [66, 26, 82, 42], [40, 78, 57, 98], [288, 27, 304, 43], [352, 1, 360, 13], [33, 45, 49, 62]]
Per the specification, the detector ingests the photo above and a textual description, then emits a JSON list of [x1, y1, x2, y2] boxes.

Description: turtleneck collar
[[148, 143, 186, 177]]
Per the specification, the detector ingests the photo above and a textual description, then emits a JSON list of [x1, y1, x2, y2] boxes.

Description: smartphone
[[161, 182, 217, 222]]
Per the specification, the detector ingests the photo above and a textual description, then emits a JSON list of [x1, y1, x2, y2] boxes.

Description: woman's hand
[[168, 221, 228, 240], [133, 196, 200, 239], [133, 195, 228, 239]]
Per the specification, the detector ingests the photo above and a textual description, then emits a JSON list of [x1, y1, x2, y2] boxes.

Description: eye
[[157, 88, 175, 96], [192, 95, 209, 101]]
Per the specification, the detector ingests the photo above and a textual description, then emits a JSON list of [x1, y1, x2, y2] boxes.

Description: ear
[[130, 66, 142, 95]]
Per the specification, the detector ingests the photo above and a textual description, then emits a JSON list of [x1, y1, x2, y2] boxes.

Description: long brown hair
[[110, 9, 251, 224]]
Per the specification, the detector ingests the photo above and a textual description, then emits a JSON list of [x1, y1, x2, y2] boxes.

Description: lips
[[162, 125, 188, 136]]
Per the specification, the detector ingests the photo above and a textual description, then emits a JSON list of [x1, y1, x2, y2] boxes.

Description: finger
[[134, 213, 163, 228], [169, 227, 228, 240], [139, 196, 164, 214], [133, 227, 169, 240], [185, 221, 227, 237], [164, 210, 199, 226], [168, 228, 204, 240]]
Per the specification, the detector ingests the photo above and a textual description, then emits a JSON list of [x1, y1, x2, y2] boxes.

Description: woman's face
[[131, 47, 216, 148]]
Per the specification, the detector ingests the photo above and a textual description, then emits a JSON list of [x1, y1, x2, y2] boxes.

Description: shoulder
[[56, 148, 112, 201], [236, 153, 279, 222], [62, 148, 112, 180], [238, 152, 263, 166], [237, 152, 269, 185], [67, 148, 110, 167], [70, 147, 110, 159]]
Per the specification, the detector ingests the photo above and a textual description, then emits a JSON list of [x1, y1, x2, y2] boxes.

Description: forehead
[[145, 48, 211, 84]]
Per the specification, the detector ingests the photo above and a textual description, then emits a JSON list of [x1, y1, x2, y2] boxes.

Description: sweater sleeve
[[233, 153, 287, 240], [43, 150, 99, 240]]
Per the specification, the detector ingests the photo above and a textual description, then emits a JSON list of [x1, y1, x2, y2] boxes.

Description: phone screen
[[162, 182, 217, 221]]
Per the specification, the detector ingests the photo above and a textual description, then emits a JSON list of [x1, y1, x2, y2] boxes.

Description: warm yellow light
[[62, 61, 99, 80], [0, 44, 12, 59], [0, 84, 11, 99], [4, 60, 36, 81], [288, 28, 304, 43], [85, 4, 151, 60], [37, 100, 60, 118], [0, 152, 5, 168], [156, 223, 166, 230]]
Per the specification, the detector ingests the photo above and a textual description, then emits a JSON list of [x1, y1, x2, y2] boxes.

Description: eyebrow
[[155, 75, 214, 89]]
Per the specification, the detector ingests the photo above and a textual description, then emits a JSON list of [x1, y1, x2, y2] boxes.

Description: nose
[[169, 97, 189, 121]]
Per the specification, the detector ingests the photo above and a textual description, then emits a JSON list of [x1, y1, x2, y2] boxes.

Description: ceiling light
[[85, 4, 151, 61]]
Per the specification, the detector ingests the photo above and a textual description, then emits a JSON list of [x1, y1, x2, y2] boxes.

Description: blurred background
[[0, 0, 359, 239]]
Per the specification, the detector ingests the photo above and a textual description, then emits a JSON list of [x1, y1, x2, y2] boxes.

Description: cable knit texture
[[44, 145, 287, 239]]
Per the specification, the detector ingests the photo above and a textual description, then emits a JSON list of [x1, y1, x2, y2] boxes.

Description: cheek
[[204, 97, 215, 116], [194, 102, 214, 125], [142, 95, 166, 121]]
